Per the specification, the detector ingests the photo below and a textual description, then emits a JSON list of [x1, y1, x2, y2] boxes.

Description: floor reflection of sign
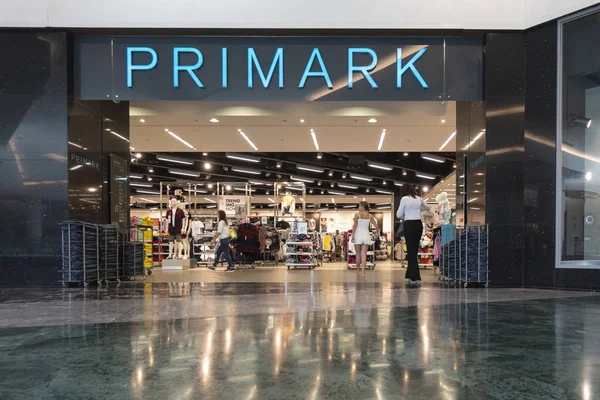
[[110, 154, 128, 230], [219, 195, 247, 218]]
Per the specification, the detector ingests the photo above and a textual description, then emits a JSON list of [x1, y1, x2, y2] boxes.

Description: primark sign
[[76, 36, 483, 102]]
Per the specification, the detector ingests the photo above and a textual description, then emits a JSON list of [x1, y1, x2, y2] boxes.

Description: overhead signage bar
[[76, 36, 482, 102]]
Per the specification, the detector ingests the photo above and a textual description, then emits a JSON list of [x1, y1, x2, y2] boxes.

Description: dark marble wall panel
[[484, 33, 526, 286], [0, 32, 69, 285]]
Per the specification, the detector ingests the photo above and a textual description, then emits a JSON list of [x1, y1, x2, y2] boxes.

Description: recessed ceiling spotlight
[[330, 182, 335, 187], [368, 118, 377, 123], [328, 171, 334, 177], [276, 162, 282, 168], [209, 118, 219, 123], [317, 152, 323, 159], [366, 188, 370, 193], [317, 181, 322, 186], [403, 152, 409, 157], [202, 152, 208, 156], [204, 162, 211, 170], [382, 180, 387, 185], [147, 177, 152, 182], [300, 119, 305, 123], [148, 168, 154, 173], [441, 119, 446, 123], [140, 119, 145, 123], [402, 169, 407, 176], [321, 190, 325, 194], [226, 185, 232, 191], [423, 186, 429, 192], [135, 153, 142, 159], [309, 189, 314, 193], [207, 184, 213, 189]]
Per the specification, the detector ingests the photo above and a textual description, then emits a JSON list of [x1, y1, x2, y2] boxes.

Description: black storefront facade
[[1, 5, 600, 289]]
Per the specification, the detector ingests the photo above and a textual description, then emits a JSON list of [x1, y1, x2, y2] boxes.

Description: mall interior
[[1, 1, 600, 399]]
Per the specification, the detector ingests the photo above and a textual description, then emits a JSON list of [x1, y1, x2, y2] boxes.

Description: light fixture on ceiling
[[317, 181, 322, 186], [330, 191, 347, 196], [237, 129, 258, 150], [135, 190, 160, 195], [167, 130, 196, 150], [416, 173, 436, 180], [140, 119, 145, 123], [441, 119, 446, 123], [232, 167, 262, 175], [382, 180, 387, 185], [377, 205, 392, 210], [343, 205, 357, 209], [225, 185, 232, 191], [375, 189, 392, 195], [378, 129, 386, 151], [350, 174, 372, 182], [367, 161, 393, 171], [135, 153, 142, 159], [168, 168, 201, 178], [204, 162, 211, 170], [570, 115, 592, 129], [109, 130, 130, 143], [439, 130, 457, 151], [204, 197, 217, 204], [309, 189, 314, 194], [202, 152, 208, 156], [368, 118, 377, 123], [206, 204, 217, 209], [266, 190, 270, 195], [225, 152, 261, 163], [310, 129, 320, 151], [338, 183, 358, 189], [423, 186, 429, 192], [586, 171, 593, 181], [130, 182, 153, 188], [276, 162, 282, 168], [402, 169, 407, 176], [291, 176, 315, 183], [468, 197, 478, 203], [317, 152, 323, 159], [421, 153, 445, 163], [209, 118, 219, 123], [453, 164, 457, 168], [403, 152, 409, 156], [297, 164, 324, 174], [285, 186, 303, 192], [130, 174, 143, 179], [342, 173, 347, 179], [268, 198, 275, 203], [139, 197, 158, 203], [156, 155, 194, 165], [249, 180, 268, 185], [234, 187, 255, 193], [331, 198, 336, 204], [300, 119, 305, 123], [68, 141, 87, 150], [365, 188, 370, 193], [148, 168, 154, 173]]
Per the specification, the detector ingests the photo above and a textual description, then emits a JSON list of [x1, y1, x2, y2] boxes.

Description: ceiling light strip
[[311, 130, 320, 151], [238, 130, 258, 151], [225, 153, 261, 163], [439, 130, 457, 151], [167, 130, 196, 150], [156, 156, 194, 165], [377, 130, 386, 151]]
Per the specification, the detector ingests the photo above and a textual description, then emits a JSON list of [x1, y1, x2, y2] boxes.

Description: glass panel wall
[[558, 7, 600, 268]]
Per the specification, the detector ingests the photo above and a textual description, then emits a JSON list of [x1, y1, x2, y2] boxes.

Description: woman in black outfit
[[396, 185, 430, 287]]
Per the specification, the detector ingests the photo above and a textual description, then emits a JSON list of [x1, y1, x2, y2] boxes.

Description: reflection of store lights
[[329, 191, 346, 196], [204, 197, 216, 203], [377, 130, 386, 151], [439, 131, 457, 151]]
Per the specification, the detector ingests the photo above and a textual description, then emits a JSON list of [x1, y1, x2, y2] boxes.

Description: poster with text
[[218, 195, 247, 218]]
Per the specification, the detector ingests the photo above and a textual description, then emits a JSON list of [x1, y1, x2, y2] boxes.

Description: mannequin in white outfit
[[351, 201, 380, 278]]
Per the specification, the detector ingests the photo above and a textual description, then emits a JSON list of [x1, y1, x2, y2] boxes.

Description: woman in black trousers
[[397, 185, 429, 287]]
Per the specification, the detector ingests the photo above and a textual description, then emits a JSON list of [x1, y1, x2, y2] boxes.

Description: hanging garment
[[433, 235, 442, 261], [191, 220, 205, 237]]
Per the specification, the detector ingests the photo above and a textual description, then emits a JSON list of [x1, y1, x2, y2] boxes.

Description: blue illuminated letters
[[126, 47, 158, 88], [248, 48, 284, 88], [397, 47, 428, 88], [348, 48, 379, 88], [173, 47, 204, 88], [124, 45, 430, 92], [299, 48, 332, 89]]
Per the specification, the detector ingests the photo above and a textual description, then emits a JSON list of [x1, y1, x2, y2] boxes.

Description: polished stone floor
[[0, 280, 598, 399]]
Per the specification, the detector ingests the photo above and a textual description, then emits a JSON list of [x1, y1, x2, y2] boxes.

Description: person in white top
[[208, 210, 234, 272], [396, 185, 430, 286], [352, 201, 380, 278]]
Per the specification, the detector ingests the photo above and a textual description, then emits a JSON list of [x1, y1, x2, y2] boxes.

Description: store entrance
[[121, 100, 458, 280]]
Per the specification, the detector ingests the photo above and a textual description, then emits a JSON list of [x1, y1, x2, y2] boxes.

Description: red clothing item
[[166, 208, 186, 233]]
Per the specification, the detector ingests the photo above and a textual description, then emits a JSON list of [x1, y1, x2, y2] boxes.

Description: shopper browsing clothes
[[208, 210, 235, 272], [352, 201, 380, 278], [396, 185, 430, 287]]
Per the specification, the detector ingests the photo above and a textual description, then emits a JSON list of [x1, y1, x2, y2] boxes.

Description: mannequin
[[437, 192, 451, 225], [166, 199, 186, 259], [281, 191, 296, 215], [181, 209, 192, 259]]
